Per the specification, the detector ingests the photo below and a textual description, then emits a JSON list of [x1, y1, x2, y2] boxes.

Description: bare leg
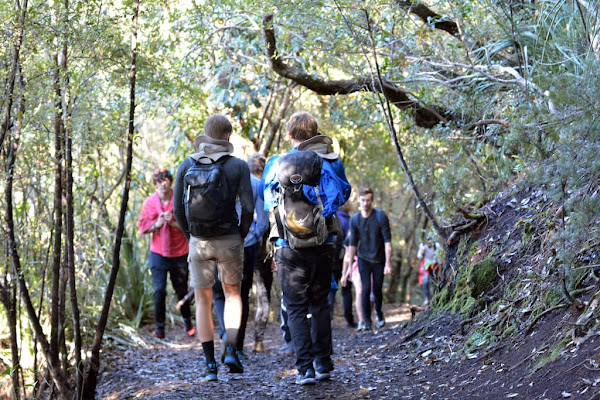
[[195, 287, 214, 342]]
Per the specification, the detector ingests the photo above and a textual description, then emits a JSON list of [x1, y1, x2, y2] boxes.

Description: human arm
[[417, 242, 425, 259], [340, 245, 352, 287], [139, 196, 166, 235], [238, 163, 254, 239], [173, 160, 190, 239], [380, 211, 393, 274], [384, 242, 392, 275]]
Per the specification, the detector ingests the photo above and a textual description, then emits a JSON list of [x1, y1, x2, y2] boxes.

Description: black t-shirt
[[348, 209, 391, 263]]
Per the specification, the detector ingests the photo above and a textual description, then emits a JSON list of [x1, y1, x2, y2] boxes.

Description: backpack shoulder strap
[[374, 208, 383, 228]]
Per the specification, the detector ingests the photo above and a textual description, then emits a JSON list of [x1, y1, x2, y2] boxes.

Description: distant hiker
[[262, 111, 351, 385], [244, 153, 273, 353], [346, 187, 392, 331], [341, 254, 367, 330], [173, 114, 254, 381], [329, 203, 356, 328], [139, 168, 195, 339], [417, 238, 441, 306]]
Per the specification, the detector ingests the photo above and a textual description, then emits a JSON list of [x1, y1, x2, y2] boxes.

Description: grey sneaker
[[376, 318, 386, 329], [356, 321, 365, 332], [278, 341, 294, 355], [315, 365, 331, 381], [296, 368, 316, 385]]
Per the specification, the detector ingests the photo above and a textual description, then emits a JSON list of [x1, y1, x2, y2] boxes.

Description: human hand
[[384, 264, 392, 275], [341, 275, 347, 287], [155, 213, 166, 228]]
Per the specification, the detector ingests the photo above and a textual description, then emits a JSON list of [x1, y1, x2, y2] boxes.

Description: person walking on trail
[[417, 238, 441, 306], [173, 114, 254, 381], [139, 168, 195, 340], [262, 111, 351, 385], [329, 204, 356, 328], [346, 187, 392, 331], [244, 154, 273, 354], [341, 254, 367, 330], [220, 153, 270, 358]]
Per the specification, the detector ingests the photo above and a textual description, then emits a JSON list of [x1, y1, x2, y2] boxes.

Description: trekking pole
[[176, 289, 194, 311]]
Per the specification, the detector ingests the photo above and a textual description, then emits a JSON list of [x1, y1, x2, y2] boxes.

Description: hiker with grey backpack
[[261, 111, 351, 385], [173, 114, 254, 382]]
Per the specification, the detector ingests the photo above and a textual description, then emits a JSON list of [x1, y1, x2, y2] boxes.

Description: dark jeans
[[237, 244, 257, 351], [280, 296, 291, 343], [149, 252, 191, 331], [212, 272, 226, 339], [329, 259, 355, 324], [276, 245, 334, 374], [357, 257, 385, 326]]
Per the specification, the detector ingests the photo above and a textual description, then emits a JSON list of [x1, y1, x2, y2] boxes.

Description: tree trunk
[[83, 0, 140, 397], [5, 65, 73, 399], [50, 51, 64, 371], [259, 84, 295, 157], [0, 0, 28, 149], [60, 0, 83, 392]]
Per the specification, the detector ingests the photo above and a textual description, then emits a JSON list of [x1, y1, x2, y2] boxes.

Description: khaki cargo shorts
[[188, 234, 243, 289]]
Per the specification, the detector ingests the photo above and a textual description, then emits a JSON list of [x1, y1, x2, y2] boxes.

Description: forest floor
[[97, 181, 600, 400], [96, 298, 600, 400]]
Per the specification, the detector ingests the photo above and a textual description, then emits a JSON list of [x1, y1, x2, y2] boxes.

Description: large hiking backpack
[[275, 150, 328, 249], [183, 155, 234, 237]]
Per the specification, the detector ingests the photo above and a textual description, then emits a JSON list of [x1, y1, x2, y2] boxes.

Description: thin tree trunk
[[83, 0, 140, 397], [259, 84, 295, 157], [5, 66, 73, 399], [59, 0, 83, 391], [50, 51, 64, 368], [0, 0, 28, 149]]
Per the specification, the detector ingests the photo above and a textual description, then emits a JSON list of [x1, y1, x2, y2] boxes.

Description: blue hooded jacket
[[260, 138, 351, 247]]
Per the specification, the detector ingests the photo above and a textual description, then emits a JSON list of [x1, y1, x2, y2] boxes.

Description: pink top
[[139, 190, 188, 258]]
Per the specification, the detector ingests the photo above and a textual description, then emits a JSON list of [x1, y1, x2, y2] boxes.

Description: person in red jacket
[[139, 168, 194, 339]]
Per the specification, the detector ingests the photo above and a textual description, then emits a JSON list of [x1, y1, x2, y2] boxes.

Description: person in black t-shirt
[[346, 187, 392, 331]]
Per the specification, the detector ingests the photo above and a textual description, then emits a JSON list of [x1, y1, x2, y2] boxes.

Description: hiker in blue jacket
[[261, 111, 350, 385]]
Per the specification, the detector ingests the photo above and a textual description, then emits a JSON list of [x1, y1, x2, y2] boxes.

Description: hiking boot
[[253, 341, 266, 353], [236, 349, 246, 363], [346, 320, 357, 329], [376, 318, 386, 329], [295, 368, 316, 385], [314, 365, 331, 381], [222, 344, 244, 373], [184, 318, 196, 337], [278, 341, 294, 356], [200, 361, 218, 382], [363, 324, 372, 332], [151, 329, 165, 339]]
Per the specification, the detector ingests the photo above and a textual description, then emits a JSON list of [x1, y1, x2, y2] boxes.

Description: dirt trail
[[96, 303, 413, 399], [97, 300, 600, 399]]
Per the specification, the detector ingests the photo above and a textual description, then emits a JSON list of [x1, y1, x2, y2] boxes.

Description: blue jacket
[[244, 174, 270, 248], [260, 147, 351, 247]]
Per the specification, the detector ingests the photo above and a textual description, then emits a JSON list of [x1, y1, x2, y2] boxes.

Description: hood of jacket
[[297, 134, 338, 160], [191, 135, 234, 164]]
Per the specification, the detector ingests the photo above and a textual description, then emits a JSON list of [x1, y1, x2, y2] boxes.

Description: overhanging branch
[[263, 14, 448, 128]]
